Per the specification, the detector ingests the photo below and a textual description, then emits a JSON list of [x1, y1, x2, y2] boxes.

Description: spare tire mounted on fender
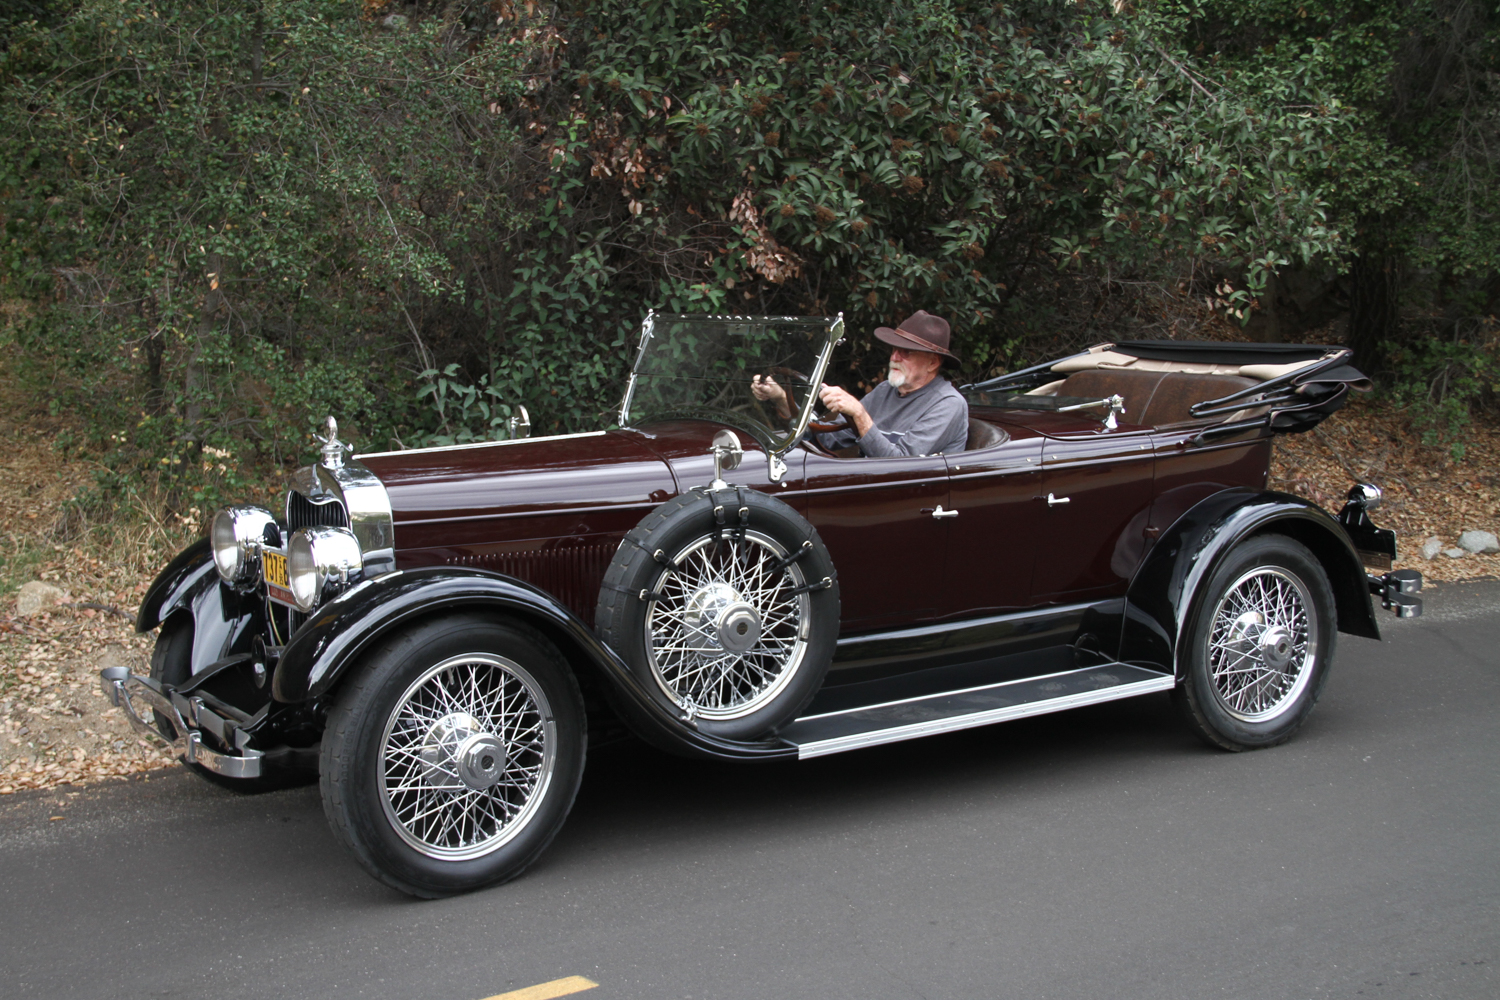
[[596, 487, 840, 740]]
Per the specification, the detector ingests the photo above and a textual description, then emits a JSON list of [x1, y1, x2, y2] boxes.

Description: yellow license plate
[[263, 551, 288, 589]]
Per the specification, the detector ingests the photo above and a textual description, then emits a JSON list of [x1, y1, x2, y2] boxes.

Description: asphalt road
[[3, 583, 1498, 1000]]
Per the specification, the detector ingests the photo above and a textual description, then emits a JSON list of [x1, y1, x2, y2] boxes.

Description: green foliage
[[4, 0, 1497, 516], [1386, 321, 1499, 459], [0, 0, 531, 491], [550, 0, 1357, 377]]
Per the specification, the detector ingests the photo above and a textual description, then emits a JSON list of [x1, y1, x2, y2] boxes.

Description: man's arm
[[856, 392, 968, 458], [816, 384, 873, 437]]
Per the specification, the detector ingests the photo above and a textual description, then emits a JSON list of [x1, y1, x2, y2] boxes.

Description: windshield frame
[[618, 311, 844, 480]]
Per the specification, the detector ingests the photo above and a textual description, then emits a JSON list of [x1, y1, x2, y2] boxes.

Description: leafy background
[[0, 0, 1496, 520]]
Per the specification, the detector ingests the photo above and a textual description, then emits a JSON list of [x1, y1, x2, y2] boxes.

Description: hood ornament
[[316, 415, 348, 469]]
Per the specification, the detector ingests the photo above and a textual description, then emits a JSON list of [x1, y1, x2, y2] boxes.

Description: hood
[[357, 430, 678, 525]]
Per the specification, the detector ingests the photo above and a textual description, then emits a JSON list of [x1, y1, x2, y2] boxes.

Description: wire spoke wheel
[[646, 529, 812, 721], [1205, 567, 1318, 722], [378, 652, 556, 861]]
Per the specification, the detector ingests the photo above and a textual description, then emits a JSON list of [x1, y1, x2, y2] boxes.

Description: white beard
[[887, 366, 907, 389]]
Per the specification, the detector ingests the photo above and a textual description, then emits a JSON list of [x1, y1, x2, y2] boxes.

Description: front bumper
[[99, 667, 264, 778]]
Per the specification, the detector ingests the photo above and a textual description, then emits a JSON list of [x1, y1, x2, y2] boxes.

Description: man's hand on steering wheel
[[751, 374, 792, 421], [818, 384, 873, 438]]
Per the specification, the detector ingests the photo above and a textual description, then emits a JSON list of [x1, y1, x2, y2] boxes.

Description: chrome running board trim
[[781, 664, 1174, 760]]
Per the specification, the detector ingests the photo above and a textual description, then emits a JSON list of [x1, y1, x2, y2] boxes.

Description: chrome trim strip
[[791, 671, 1176, 759], [391, 500, 663, 528], [355, 430, 608, 460]]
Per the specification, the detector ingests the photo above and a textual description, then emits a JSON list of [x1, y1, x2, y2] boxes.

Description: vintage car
[[102, 313, 1422, 897]]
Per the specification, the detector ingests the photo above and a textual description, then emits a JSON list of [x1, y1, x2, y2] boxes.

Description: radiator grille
[[287, 490, 349, 532], [449, 540, 619, 619]]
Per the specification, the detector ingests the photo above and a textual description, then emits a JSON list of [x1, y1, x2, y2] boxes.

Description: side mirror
[[709, 429, 743, 488]]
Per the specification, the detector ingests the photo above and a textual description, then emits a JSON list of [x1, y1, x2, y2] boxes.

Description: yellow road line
[[478, 975, 599, 1000]]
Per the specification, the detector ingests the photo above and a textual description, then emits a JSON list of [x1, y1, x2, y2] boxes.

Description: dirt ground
[[1, 386, 1496, 796]]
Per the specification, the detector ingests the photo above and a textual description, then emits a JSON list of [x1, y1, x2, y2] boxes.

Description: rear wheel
[[1174, 534, 1337, 751], [320, 614, 586, 897]]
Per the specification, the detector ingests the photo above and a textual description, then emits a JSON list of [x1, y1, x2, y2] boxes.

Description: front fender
[[136, 538, 261, 674], [1121, 489, 1379, 675], [137, 539, 215, 633], [273, 567, 795, 762]]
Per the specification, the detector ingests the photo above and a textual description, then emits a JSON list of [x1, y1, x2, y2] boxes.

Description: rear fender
[[135, 538, 261, 675], [272, 567, 794, 762], [1121, 489, 1379, 676]]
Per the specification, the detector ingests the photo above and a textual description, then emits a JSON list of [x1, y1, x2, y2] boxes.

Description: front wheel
[[1174, 534, 1337, 751], [320, 614, 586, 897]]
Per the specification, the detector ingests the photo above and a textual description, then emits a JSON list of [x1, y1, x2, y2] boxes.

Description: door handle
[[921, 505, 960, 519], [1045, 493, 1071, 507]]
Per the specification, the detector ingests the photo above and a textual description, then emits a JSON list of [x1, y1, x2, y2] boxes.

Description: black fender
[[135, 538, 262, 676], [1120, 489, 1379, 676], [272, 566, 796, 762]]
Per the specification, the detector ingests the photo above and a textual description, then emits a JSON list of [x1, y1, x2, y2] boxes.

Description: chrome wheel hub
[[685, 581, 763, 654], [716, 602, 762, 653], [379, 653, 555, 861], [455, 732, 508, 791], [647, 530, 811, 720], [1207, 568, 1317, 722]]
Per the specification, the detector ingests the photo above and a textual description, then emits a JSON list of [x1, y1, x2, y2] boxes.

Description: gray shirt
[[818, 377, 969, 457]]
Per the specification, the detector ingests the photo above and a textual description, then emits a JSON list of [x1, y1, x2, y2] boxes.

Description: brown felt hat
[[873, 310, 961, 365]]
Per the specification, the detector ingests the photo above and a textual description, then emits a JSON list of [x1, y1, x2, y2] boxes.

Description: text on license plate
[[263, 551, 288, 589]]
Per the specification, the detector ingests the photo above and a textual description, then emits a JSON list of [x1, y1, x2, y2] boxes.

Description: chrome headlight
[[288, 526, 363, 612], [211, 506, 277, 587]]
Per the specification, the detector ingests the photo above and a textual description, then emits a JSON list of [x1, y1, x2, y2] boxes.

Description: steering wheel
[[805, 410, 850, 434], [765, 366, 850, 434]]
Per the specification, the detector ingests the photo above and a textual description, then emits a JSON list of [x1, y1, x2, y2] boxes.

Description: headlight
[[211, 506, 277, 587], [288, 526, 363, 612]]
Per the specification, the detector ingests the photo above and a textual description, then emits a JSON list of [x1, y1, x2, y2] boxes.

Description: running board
[[780, 664, 1175, 759]]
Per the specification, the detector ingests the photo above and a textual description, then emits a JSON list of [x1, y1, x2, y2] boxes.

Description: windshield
[[619, 313, 842, 457]]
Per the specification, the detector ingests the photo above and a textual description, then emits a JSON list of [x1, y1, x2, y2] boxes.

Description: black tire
[[1174, 534, 1337, 751], [149, 615, 311, 793], [320, 614, 586, 898], [596, 487, 840, 741]]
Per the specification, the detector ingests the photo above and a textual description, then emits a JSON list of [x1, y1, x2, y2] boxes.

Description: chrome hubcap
[[647, 530, 811, 720], [379, 653, 555, 861], [685, 581, 764, 654], [1208, 568, 1317, 722]]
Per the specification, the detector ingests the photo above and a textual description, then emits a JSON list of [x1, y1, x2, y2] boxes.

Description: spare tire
[[596, 486, 840, 740]]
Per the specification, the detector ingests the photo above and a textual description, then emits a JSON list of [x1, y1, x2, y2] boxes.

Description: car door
[[942, 420, 1045, 615], [802, 450, 951, 632], [1031, 426, 1157, 603]]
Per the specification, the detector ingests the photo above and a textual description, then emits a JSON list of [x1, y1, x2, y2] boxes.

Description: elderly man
[[753, 310, 969, 457]]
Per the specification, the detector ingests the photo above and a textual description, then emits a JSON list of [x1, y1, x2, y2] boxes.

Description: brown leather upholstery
[[965, 417, 1008, 451], [1140, 373, 1258, 425], [1056, 370, 1260, 428]]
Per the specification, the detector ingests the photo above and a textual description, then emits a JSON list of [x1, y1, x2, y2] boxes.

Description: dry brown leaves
[[1270, 396, 1500, 582]]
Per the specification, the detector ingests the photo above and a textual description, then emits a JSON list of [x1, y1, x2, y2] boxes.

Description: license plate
[[263, 550, 288, 589]]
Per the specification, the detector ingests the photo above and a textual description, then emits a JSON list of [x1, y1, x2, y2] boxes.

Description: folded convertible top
[[1109, 340, 1335, 366]]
